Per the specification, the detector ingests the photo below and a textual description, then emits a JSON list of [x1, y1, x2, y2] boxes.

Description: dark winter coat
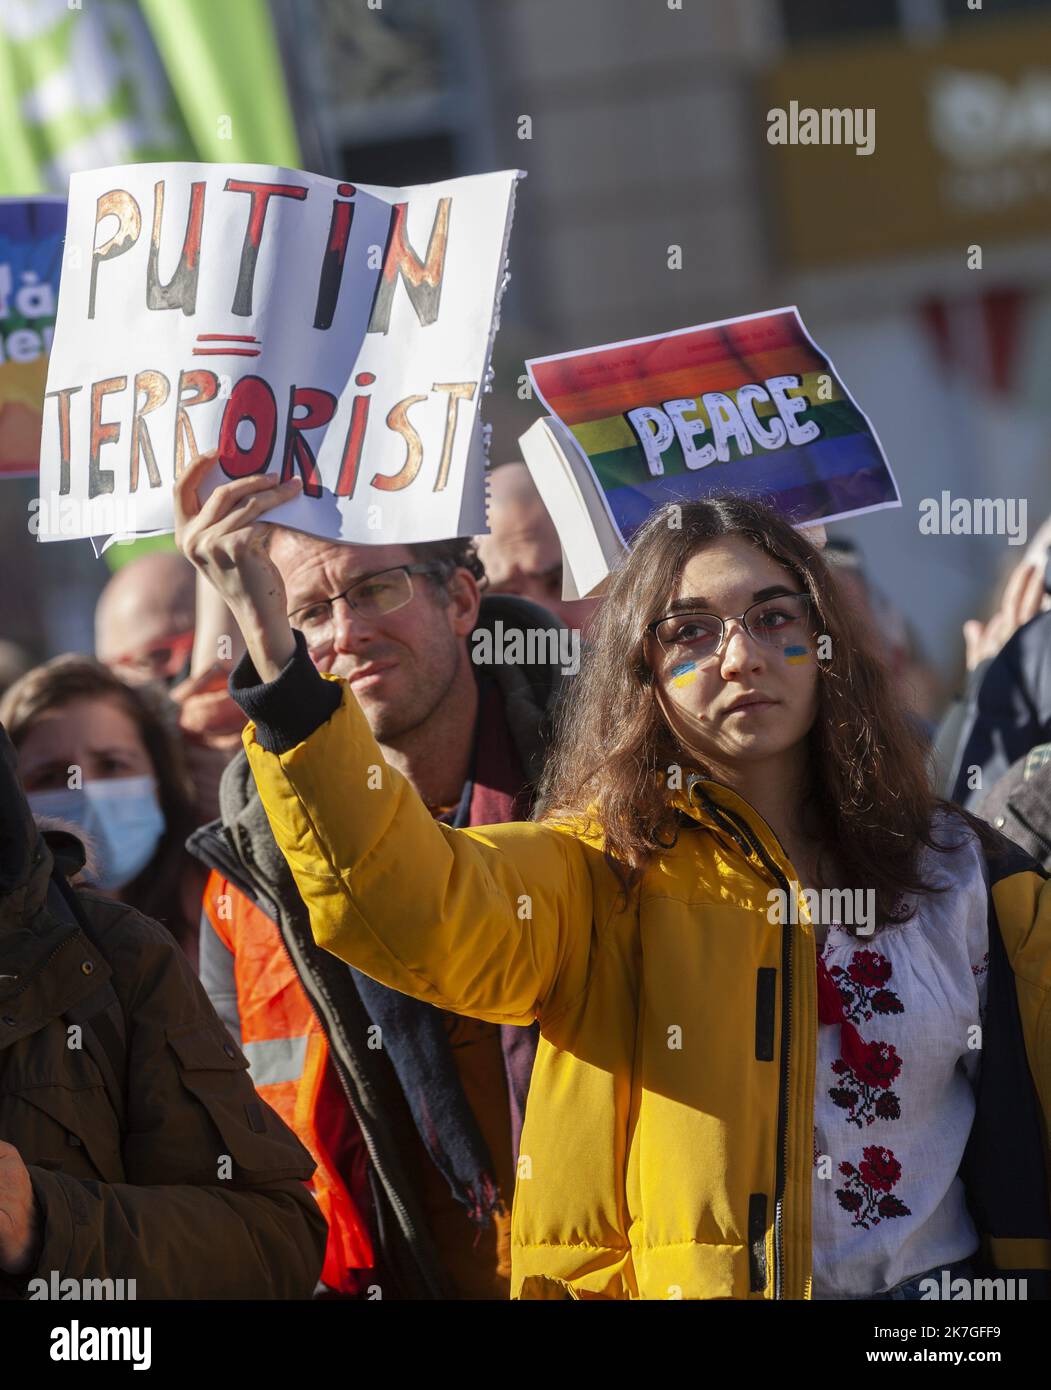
[[0, 729, 327, 1299]]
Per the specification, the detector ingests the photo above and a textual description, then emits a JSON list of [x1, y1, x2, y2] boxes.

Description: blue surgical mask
[[27, 776, 166, 891]]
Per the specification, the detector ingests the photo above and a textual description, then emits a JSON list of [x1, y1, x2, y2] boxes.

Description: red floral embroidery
[[859, 1147, 901, 1191], [849, 952, 891, 987], [824, 946, 912, 1223], [829, 1040, 903, 1127], [828, 950, 903, 1023], [835, 1147, 912, 1229]]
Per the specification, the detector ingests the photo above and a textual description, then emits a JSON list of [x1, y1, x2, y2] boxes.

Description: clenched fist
[[0, 1140, 41, 1276]]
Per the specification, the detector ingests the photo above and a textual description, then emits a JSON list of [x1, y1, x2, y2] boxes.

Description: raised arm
[[174, 455, 595, 1025], [242, 657, 591, 1022]]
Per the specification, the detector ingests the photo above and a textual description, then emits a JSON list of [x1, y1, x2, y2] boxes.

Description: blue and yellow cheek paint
[[784, 645, 809, 665], [670, 660, 699, 688]]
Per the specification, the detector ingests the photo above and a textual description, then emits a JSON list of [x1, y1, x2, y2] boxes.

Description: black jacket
[[937, 609, 1051, 806], [973, 744, 1051, 871]]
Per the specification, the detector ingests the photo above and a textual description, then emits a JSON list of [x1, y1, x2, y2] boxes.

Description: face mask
[[27, 776, 166, 892]]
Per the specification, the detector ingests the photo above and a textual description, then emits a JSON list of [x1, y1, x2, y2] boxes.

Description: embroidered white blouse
[[810, 811, 989, 1299]]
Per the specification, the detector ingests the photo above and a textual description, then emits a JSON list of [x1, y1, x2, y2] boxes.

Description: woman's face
[[648, 536, 820, 773], [18, 696, 154, 792]]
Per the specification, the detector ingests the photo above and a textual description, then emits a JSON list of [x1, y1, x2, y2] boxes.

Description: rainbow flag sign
[[526, 306, 900, 543]]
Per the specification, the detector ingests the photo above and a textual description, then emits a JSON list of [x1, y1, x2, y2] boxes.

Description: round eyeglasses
[[646, 592, 813, 662]]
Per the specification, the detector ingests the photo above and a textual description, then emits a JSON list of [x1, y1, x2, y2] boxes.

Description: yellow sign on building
[[762, 16, 1051, 269]]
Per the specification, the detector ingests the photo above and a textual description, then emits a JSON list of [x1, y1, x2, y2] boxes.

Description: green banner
[[0, 0, 300, 197], [0, 0, 302, 568], [138, 0, 300, 165]]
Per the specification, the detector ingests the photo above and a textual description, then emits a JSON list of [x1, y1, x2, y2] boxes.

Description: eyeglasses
[[646, 593, 813, 662], [108, 629, 196, 683], [288, 563, 442, 647]]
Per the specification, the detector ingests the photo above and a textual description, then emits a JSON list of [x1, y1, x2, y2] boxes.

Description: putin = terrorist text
[[45, 178, 476, 499]]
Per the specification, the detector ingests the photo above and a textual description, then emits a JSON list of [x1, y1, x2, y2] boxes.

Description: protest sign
[[525, 307, 900, 550], [38, 162, 519, 546], [0, 197, 65, 478]]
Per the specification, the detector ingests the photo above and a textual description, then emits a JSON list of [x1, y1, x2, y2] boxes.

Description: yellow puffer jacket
[[245, 683, 1051, 1300]]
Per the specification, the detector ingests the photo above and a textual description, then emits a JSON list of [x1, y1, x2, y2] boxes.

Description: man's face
[[95, 572, 196, 686], [476, 462, 600, 632], [268, 529, 479, 743]]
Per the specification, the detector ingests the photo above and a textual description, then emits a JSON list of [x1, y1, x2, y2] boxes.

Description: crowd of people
[[1, 449, 1050, 1301]]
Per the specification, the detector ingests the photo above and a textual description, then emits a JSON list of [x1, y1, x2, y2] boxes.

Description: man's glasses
[[647, 593, 813, 662], [288, 563, 442, 647], [108, 629, 196, 683]]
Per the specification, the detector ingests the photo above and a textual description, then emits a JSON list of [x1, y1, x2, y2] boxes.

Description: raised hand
[[962, 559, 1044, 672], [174, 451, 302, 681]]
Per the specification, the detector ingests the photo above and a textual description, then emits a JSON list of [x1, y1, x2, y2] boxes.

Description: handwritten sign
[[38, 162, 519, 545], [526, 306, 899, 542], [0, 197, 65, 478]]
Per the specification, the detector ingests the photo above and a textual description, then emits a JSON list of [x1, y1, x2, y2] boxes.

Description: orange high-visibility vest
[[202, 869, 374, 1292]]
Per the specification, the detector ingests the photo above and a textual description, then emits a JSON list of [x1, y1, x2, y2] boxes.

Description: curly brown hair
[[536, 495, 996, 930]]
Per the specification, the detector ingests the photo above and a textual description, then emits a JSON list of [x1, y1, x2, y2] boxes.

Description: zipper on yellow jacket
[[686, 776, 817, 1299]]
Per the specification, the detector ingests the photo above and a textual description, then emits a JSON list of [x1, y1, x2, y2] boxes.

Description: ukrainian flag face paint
[[653, 537, 821, 772]]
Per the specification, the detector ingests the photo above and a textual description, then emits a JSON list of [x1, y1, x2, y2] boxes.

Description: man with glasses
[[184, 456, 568, 1299]]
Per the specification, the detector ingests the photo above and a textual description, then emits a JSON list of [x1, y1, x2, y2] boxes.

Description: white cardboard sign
[[38, 162, 519, 546]]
